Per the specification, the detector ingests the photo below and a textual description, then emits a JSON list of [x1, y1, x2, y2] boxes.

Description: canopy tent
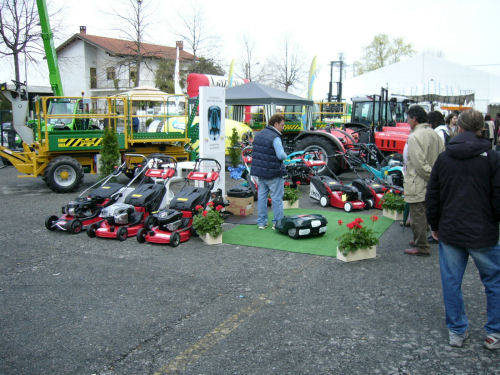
[[225, 82, 313, 106], [117, 86, 171, 101], [225, 82, 313, 127]]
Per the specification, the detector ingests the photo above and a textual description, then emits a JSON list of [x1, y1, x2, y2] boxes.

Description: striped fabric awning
[[230, 105, 245, 122]]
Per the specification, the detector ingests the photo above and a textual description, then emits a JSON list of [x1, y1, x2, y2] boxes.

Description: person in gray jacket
[[403, 105, 444, 256]]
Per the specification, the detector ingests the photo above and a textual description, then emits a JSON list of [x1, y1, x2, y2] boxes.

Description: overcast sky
[[1, 0, 499, 100]]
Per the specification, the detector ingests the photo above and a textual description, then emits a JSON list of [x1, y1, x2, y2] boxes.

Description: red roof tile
[[57, 33, 194, 61]]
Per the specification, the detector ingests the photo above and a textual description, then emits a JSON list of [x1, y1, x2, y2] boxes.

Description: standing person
[[403, 105, 444, 256], [444, 112, 459, 139], [494, 112, 500, 147], [251, 114, 288, 230], [428, 111, 445, 130], [132, 115, 140, 133], [426, 110, 500, 349], [484, 114, 495, 149]]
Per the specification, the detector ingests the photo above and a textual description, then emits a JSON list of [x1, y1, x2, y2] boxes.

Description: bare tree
[[0, 0, 42, 83], [267, 36, 306, 92], [112, 0, 157, 87], [172, 1, 221, 66], [238, 33, 260, 81]]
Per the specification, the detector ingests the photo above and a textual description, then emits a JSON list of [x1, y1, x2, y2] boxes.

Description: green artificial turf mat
[[223, 209, 393, 257]]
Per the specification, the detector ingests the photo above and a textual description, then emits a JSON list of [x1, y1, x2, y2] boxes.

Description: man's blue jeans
[[256, 176, 284, 227], [439, 241, 500, 336]]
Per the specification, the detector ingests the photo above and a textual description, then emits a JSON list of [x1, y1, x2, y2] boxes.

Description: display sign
[[198, 86, 225, 195]]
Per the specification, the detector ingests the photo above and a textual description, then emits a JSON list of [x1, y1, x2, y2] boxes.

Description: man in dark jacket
[[426, 109, 500, 350], [251, 114, 287, 229]]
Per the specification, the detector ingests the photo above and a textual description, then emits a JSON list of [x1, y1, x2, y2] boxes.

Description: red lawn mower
[[136, 158, 223, 247], [309, 174, 368, 212], [45, 161, 131, 234], [87, 154, 177, 241], [341, 147, 403, 210]]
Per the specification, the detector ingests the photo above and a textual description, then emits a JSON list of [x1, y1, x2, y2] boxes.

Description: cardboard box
[[225, 195, 254, 216]]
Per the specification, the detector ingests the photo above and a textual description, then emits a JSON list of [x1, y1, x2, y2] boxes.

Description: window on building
[[90, 67, 97, 89], [106, 67, 116, 80], [129, 66, 137, 86]]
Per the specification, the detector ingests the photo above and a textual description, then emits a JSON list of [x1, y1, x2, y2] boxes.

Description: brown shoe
[[404, 248, 430, 256]]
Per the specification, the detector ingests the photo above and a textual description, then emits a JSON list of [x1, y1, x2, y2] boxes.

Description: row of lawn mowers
[[45, 154, 226, 247], [239, 142, 404, 213]]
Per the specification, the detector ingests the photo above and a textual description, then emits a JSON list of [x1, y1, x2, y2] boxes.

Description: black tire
[[1, 157, 12, 166], [69, 219, 83, 234], [44, 156, 84, 193], [45, 215, 59, 231], [287, 228, 299, 239], [117, 227, 128, 241], [364, 199, 374, 210], [136, 228, 147, 243], [295, 136, 340, 175], [344, 202, 352, 212], [87, 224, 97, 238], [144, 216, 156, 231], [170, 232, 180, 247]]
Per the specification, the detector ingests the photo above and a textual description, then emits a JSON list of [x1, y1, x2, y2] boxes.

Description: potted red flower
[[283, 181, 301, 209], [336, 216, 379, 262], [192, 202, 224, 244]]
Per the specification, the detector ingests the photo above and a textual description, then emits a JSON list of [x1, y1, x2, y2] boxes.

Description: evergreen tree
[[228, 127, 241, 167], [99, 126, 120, 178]]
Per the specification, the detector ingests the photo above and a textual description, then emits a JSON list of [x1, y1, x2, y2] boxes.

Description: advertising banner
[[199, 86, 226, 195]]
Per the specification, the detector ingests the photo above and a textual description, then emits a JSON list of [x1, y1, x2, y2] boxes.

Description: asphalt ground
[[0, 163, 499, 375]]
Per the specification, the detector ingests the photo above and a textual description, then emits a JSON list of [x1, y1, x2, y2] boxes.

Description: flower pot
[[383, 208, 404, 221], [201, 233, 223, 245], [336, 246, 376, 262], [283, 200, 299, 209]]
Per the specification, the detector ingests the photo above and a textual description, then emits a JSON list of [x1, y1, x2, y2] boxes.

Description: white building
[[342, 53, 500, 113], [55, 26, 194, 97]]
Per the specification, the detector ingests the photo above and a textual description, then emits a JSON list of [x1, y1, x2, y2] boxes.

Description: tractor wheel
[[319, 195, 329, 207], [69, 219, 83, 234], [87, 224, 98, 238], [344, 202, 352, 212], [44, 156, 84, 193], [170, 232, 181, 247], [45, 215, 59, 231], [116, 227, 128, 241], [136, 228, 147, 243], [295, 136, 340, 175]]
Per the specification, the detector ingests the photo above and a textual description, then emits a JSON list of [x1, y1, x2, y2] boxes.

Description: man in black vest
[[251, 114, 288, 229]]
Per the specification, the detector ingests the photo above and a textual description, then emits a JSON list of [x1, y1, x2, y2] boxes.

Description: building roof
[[56, 31, 194, 61]]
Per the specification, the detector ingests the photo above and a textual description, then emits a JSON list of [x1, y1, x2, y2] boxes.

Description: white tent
[[341, 54, 500, 113]]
